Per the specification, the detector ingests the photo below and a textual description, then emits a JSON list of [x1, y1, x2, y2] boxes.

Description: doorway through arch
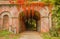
[[19, 10, 40, 32]]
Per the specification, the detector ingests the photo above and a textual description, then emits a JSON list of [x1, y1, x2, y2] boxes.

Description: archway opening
[[3, 15, 9, 30], [19, 10, 40, 32]]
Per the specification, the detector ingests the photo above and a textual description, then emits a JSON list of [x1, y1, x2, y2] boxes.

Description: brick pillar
[[0, 17, 1, 29], [12, 17, 19, 34], [49, 13, 52, 29], [41, 16, 49, 32], [1, 18, 3, 30], [37, 19, 41, 32]]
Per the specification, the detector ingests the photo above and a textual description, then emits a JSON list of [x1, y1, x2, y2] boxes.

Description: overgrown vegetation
[[0, 30, 11, 37], [41, 0, 60, 38], [0, 30, 20, 39], [41, 33, 60, 39]]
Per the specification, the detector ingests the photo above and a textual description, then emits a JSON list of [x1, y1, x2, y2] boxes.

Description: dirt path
[[19, 31, 42, 39]]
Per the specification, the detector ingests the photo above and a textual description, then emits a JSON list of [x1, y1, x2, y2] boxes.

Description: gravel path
[[19, 31, 42, 39]]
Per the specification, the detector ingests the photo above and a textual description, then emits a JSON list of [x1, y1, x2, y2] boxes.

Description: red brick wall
[[0, 5, 52, 33]]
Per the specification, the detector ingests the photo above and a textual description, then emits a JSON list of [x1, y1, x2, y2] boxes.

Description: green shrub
[[49, 29, 59, 37], [0, 30, 11, 37]]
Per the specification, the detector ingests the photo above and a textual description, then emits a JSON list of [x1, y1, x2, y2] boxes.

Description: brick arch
[[1, 11, 12, 18], [0, 11, 12, 30], [17, 6, 50, 33], [18, 8, 41, 17], [18, 6, 49, 17], [18, 9, 41, 32]]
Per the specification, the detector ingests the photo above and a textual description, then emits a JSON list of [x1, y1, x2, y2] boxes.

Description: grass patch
[[0, 30, 11, 37], [41, 33, 60, 39], [0, 30, 20, 39]]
